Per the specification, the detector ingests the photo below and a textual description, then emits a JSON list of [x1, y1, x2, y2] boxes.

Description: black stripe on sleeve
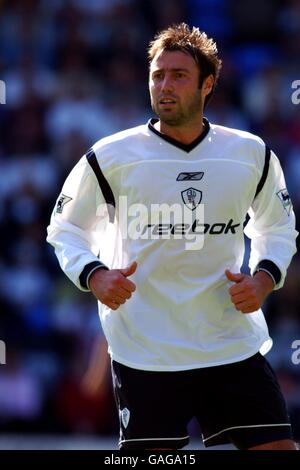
[[79, 261, 109, 290], [254, 145, 271, 199], [86, 148, 115, 223], [253, 259, 282, 286]]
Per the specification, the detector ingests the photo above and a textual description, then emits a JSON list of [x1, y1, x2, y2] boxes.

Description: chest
[[114, 158, 258, 219]]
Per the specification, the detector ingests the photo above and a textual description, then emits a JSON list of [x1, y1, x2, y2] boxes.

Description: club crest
[[121, 407, 130, 428], [181, 187, 202, 210]]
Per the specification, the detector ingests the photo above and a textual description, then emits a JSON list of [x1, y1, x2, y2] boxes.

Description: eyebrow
[[152, 67, 190, 73]]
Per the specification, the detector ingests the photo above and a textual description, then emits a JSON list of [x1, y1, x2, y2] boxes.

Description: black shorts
[[111, 353, 293, 450]]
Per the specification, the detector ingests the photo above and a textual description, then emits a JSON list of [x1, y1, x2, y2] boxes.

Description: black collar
[[148, 117, 210, 153]]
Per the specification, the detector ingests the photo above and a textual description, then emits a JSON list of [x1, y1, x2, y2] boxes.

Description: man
[[47, 23, 298, 450]]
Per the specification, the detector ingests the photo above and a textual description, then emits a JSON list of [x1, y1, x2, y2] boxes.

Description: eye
[[175, 71, 185, 79], [152, 71, 163, 80]]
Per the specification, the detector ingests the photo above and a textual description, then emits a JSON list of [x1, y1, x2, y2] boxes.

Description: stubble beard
[[151, 91, 203, 127]]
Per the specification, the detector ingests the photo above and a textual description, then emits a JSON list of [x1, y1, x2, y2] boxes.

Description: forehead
[[150, 49, 198, 72]]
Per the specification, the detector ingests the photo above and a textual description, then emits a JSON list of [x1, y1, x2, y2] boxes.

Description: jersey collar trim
[[148, 117, 210, 152]]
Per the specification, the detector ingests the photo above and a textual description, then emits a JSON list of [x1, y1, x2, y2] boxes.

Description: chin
[[160, 116, 182, 126]]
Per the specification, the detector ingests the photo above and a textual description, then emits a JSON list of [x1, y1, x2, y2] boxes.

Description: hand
[[225, 269, 274, 314], [89, 261, 137, 310]]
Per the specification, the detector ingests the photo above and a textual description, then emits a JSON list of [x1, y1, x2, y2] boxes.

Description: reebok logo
[[142, 218, 241, 236], [176, 172, 204, 181]]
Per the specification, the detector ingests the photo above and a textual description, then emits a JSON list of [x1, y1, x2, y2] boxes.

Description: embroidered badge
[[56, 194, 72, 213]]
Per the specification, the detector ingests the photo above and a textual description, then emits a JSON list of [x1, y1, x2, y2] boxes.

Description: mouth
[[158, 98, 177, 109]]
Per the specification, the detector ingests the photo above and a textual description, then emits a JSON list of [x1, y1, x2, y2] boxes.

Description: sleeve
[[46, 154, 110, 292], [244, 148, 298, 290]]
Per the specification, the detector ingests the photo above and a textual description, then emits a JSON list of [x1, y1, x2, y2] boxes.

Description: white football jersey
[[47, 119, 297, 371]]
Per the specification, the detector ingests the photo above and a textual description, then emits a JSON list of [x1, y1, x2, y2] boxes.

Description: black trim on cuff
[[79, 261, 109, 290], [254, 259, 282, 285]]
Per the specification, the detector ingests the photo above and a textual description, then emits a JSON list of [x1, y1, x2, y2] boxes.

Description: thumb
[[225, 269, 244, 283], [120, 261, 138, 278]]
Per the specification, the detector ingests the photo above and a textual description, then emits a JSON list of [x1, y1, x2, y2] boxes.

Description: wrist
[[88, 266, 109, 291], [253, 270, 274, 294], [79, 261, 109, 290], [253, 260, 281, 287]]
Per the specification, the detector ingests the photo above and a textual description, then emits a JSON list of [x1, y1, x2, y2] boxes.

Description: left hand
[[225, 269, 274, 314]]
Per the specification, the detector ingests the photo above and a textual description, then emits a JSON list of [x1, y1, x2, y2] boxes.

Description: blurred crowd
[[0, 0, 300, 440]]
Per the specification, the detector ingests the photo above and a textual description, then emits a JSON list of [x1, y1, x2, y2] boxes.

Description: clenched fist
[[89, 261, 137, 310], [225, 269, 274, 314]]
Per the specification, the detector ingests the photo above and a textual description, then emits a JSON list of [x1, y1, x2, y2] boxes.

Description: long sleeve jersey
[[47, 119, 298, 371]]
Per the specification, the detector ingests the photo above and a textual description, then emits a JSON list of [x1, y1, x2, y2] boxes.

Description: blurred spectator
[[0, 349, 45, 431]]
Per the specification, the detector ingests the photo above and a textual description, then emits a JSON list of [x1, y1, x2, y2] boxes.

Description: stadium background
[[0, 0, 299, 449]]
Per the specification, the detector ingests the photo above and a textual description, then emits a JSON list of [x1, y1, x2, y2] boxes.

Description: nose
[[161, 73, 174, 93]]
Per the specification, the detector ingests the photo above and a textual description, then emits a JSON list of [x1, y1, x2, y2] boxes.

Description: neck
[[154, 117, 205, 145]]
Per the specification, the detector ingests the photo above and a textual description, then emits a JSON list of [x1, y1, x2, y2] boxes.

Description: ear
[[202, 74, 214, 97]]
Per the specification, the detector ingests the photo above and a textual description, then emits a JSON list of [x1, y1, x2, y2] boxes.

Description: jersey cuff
[[79, 261, 109, 290], [253, 260, 282, 286]]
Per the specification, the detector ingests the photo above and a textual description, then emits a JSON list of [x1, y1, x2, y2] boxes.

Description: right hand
[[89, 261, 137, 310]]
